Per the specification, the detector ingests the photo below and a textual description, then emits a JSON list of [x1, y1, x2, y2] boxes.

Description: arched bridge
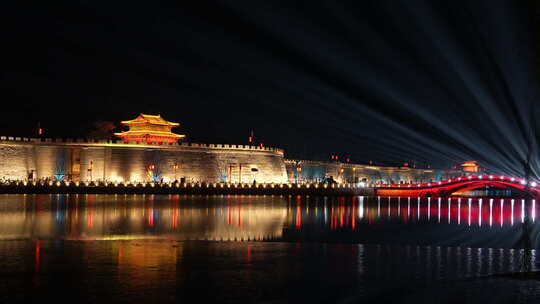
[[374, 175, 540, 198]]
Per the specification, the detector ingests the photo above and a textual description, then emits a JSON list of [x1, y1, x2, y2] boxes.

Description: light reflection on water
[[1, 194, 540, 303], [0, 194, 287, 241], [0, 194, 539, 248]]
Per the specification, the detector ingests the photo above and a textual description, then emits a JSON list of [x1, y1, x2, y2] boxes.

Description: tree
[[87, 121, 116, 139]]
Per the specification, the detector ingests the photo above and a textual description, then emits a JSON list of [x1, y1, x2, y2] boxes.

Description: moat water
[[2, 194, 540, 303]]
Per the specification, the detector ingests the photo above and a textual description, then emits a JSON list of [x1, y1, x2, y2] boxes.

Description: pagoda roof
[[120, 114, 180, 126], [461, 161, 478, 167], [114, 130, 185, 138]]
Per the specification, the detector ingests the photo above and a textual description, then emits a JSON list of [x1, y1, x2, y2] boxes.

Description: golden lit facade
[[0, 137, 288, 183], [115, 114, 185, 144], [461, 161, 479, 173]]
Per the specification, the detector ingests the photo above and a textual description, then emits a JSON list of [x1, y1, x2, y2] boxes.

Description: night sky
[[2, 1, 540, 176]]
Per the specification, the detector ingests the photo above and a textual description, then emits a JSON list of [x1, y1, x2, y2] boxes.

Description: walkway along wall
[[0, 137, 287, 183]]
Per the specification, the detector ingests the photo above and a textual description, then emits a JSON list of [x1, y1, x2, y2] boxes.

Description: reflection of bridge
[[375, 175, 540, 197]]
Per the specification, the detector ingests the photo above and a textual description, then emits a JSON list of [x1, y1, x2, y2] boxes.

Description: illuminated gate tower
[[114, 114, 185, 144]]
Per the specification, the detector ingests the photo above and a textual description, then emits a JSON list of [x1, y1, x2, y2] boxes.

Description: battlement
[[0, 137, 284, 155]]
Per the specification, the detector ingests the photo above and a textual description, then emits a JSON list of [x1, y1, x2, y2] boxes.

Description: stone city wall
[[0, 137, 288, 183], [0, 137, 464, 185], [285, 159, 463, 184]]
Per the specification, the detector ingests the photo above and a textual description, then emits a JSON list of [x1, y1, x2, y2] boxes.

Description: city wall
[[285, 159, 463, 184], [0, 137, 464, 186], [0, 137, 288, 183]]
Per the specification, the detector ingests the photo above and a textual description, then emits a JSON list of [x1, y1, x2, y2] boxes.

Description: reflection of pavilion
[[0, 194, 287, 241]]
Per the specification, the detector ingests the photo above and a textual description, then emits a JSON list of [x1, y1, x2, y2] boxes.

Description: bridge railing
[[374, 175, 538, 189]]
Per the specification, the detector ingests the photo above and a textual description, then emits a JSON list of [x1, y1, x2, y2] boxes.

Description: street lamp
[[171, 163, 180, 181], [148, 164, 155, 182], [88, 160, 93, 181], [228, 163, 248, 183], [239, 163, 249, 183], [228, 164, 234, 183], [296, 167, 302, 184]]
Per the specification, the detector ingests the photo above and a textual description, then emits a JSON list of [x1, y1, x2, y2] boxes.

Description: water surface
[[1, 194, 540, 303]]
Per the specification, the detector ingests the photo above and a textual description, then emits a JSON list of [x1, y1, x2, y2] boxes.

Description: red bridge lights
[[376, 175, 540, 197]]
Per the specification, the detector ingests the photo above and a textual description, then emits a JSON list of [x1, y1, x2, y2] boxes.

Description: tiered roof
[[115, 114, 185, 143], [120, 114, 180, 126]]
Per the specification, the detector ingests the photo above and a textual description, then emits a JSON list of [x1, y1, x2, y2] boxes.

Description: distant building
[[114, 114, 185, 144], [461, 161, 479, 173]]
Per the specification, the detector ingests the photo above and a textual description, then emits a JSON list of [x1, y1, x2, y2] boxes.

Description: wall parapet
[[0, 137, 284, 155]]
